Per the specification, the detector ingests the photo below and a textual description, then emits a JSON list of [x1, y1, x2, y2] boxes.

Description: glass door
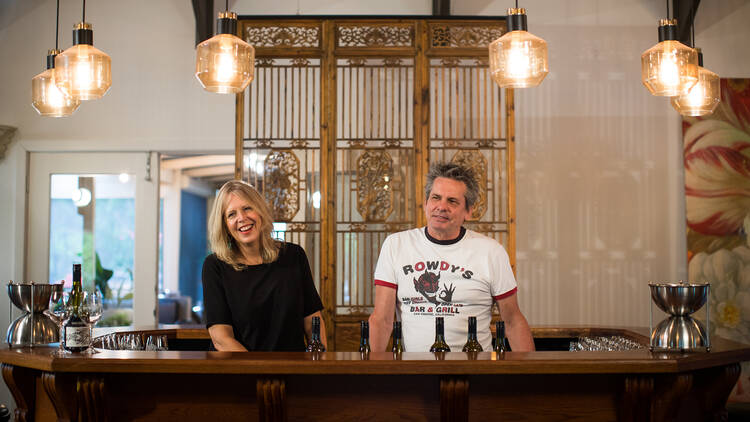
[[27, 152, 159, 326]]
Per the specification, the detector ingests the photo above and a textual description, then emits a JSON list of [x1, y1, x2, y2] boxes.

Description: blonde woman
[[202, 180, 326, 351]]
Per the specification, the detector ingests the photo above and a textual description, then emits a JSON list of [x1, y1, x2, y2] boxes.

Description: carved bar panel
[[257, 377, 287, 422], [440, 376, 469, 422], [2, 363, 35, 422]]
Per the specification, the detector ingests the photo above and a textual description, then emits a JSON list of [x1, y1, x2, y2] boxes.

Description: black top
[[202, 243, 324, 351]]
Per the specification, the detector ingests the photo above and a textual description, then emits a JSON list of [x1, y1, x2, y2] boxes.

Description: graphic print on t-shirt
[[400, 259, 474, 316]]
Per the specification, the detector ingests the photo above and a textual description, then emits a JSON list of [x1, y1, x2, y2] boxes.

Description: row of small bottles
[[305, 316, 507, 353], [430, 316, 506, 353]]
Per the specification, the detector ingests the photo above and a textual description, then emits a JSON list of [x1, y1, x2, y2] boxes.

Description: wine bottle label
[[65, 326, 91, 348]]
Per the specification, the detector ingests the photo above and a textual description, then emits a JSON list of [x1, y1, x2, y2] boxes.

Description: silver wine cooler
[[6, 282, 63, 347]]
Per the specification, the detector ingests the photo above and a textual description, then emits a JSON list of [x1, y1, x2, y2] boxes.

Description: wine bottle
[[391, 321, 405, 353], [64, 264, 90, 353], [462, 316, 483, 352], [429, 317, 451, 352], [358, 321, 371, 353], [306, 316, 326, 352], [493, 321, 506, 353]]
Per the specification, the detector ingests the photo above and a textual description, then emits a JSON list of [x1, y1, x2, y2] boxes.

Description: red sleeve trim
[[493, 287, 517, 301], [374, 279, 397, 289]]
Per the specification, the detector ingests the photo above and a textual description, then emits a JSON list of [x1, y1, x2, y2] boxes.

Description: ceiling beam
[[432, 0, 450, 17], [183, 165, 235, 178], [192, 0, 214, 46], [674, 0, 701, 46], [161, 154, 234, 170]]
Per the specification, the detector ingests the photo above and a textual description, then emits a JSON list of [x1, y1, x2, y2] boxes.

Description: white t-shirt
[[373, 227, 517, 351]]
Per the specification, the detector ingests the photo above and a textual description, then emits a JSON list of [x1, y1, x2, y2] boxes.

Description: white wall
[[1, 0, 749, 410]]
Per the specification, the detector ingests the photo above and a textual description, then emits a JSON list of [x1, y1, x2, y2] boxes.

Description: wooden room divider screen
[[234, 17, 515, 350]]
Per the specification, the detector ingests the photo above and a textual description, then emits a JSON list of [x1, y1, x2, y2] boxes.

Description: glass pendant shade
[[195, 12, 255, 94], [670, 51, 720, 116], [55, 23, 112, 100], [488, 8, 548, 88], [32, 50, 81, 117], [641, 19, 698, 97]]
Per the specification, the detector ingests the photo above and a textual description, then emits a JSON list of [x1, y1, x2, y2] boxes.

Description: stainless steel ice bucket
[[648, 282, 710, 352], [6, 282, 63, 347]]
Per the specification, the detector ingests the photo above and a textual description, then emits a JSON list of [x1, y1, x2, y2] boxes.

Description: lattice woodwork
[[429, 23, 506, 49], [429, 57, 510, 245], [242, 57, 322, 289], [336, 24, 414, 48], [237, 18, 513, 350], [244, 23, 321, 48]]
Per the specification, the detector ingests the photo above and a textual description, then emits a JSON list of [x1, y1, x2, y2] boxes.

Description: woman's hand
[[208, 324, 248, 351]]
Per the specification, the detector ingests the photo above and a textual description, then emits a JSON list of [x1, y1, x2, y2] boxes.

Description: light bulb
[[47, 74, 66, 108], [507, 41, 532, 78], [73, 58, 93, 91], [684, 82, 705, 106], [215, 51, 236, 83], [658, 54, 680, 89]]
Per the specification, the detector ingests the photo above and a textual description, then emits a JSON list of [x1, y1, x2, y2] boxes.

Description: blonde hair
[[208, 180, 280, 270]]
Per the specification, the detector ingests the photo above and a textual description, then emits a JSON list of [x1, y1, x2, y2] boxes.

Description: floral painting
[[684, 78, 750, 402]]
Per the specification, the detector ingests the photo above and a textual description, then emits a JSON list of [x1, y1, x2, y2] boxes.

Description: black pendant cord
[[515, 0, 518, 8], [226, 0, 229, 12], [82, 0, 86, 22], [666, 0, 670, 19], [55, 0, 59, 50]]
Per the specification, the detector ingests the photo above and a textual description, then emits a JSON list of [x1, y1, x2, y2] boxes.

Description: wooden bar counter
[[0, 327, 748, 422]]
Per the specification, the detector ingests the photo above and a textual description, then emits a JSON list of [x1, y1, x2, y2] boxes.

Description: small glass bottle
[[429, 317, 451, 352], [462, 316, 483, 352], [306, 316, 326, 352], [493, 321, 507, 353], [359, 320, 371, 353], [64, 264, 90, 353], [391, 321, 405, 353]]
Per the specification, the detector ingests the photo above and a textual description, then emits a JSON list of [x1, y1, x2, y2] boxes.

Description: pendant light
[[670, 49, 720, 116], [54, 0, 112, 100], [641, 1, 697, 96], [195, 0, 255, 94], [670, 10, 720, 117], [31, 0, 80, 117], [488, 1, 548, 88]]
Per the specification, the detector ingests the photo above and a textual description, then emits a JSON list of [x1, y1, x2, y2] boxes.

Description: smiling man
[[369, 162, 535, 352]]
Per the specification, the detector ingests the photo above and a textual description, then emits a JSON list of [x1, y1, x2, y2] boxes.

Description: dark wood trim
[[1, 328, 748, 422], [432, 0, 451, 17], [1, 363, 35, 422], [674, 0, 701, 46], [440, 376, 468, 422], [256, 377, 287, 422], [191, 0, 214, 46]]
